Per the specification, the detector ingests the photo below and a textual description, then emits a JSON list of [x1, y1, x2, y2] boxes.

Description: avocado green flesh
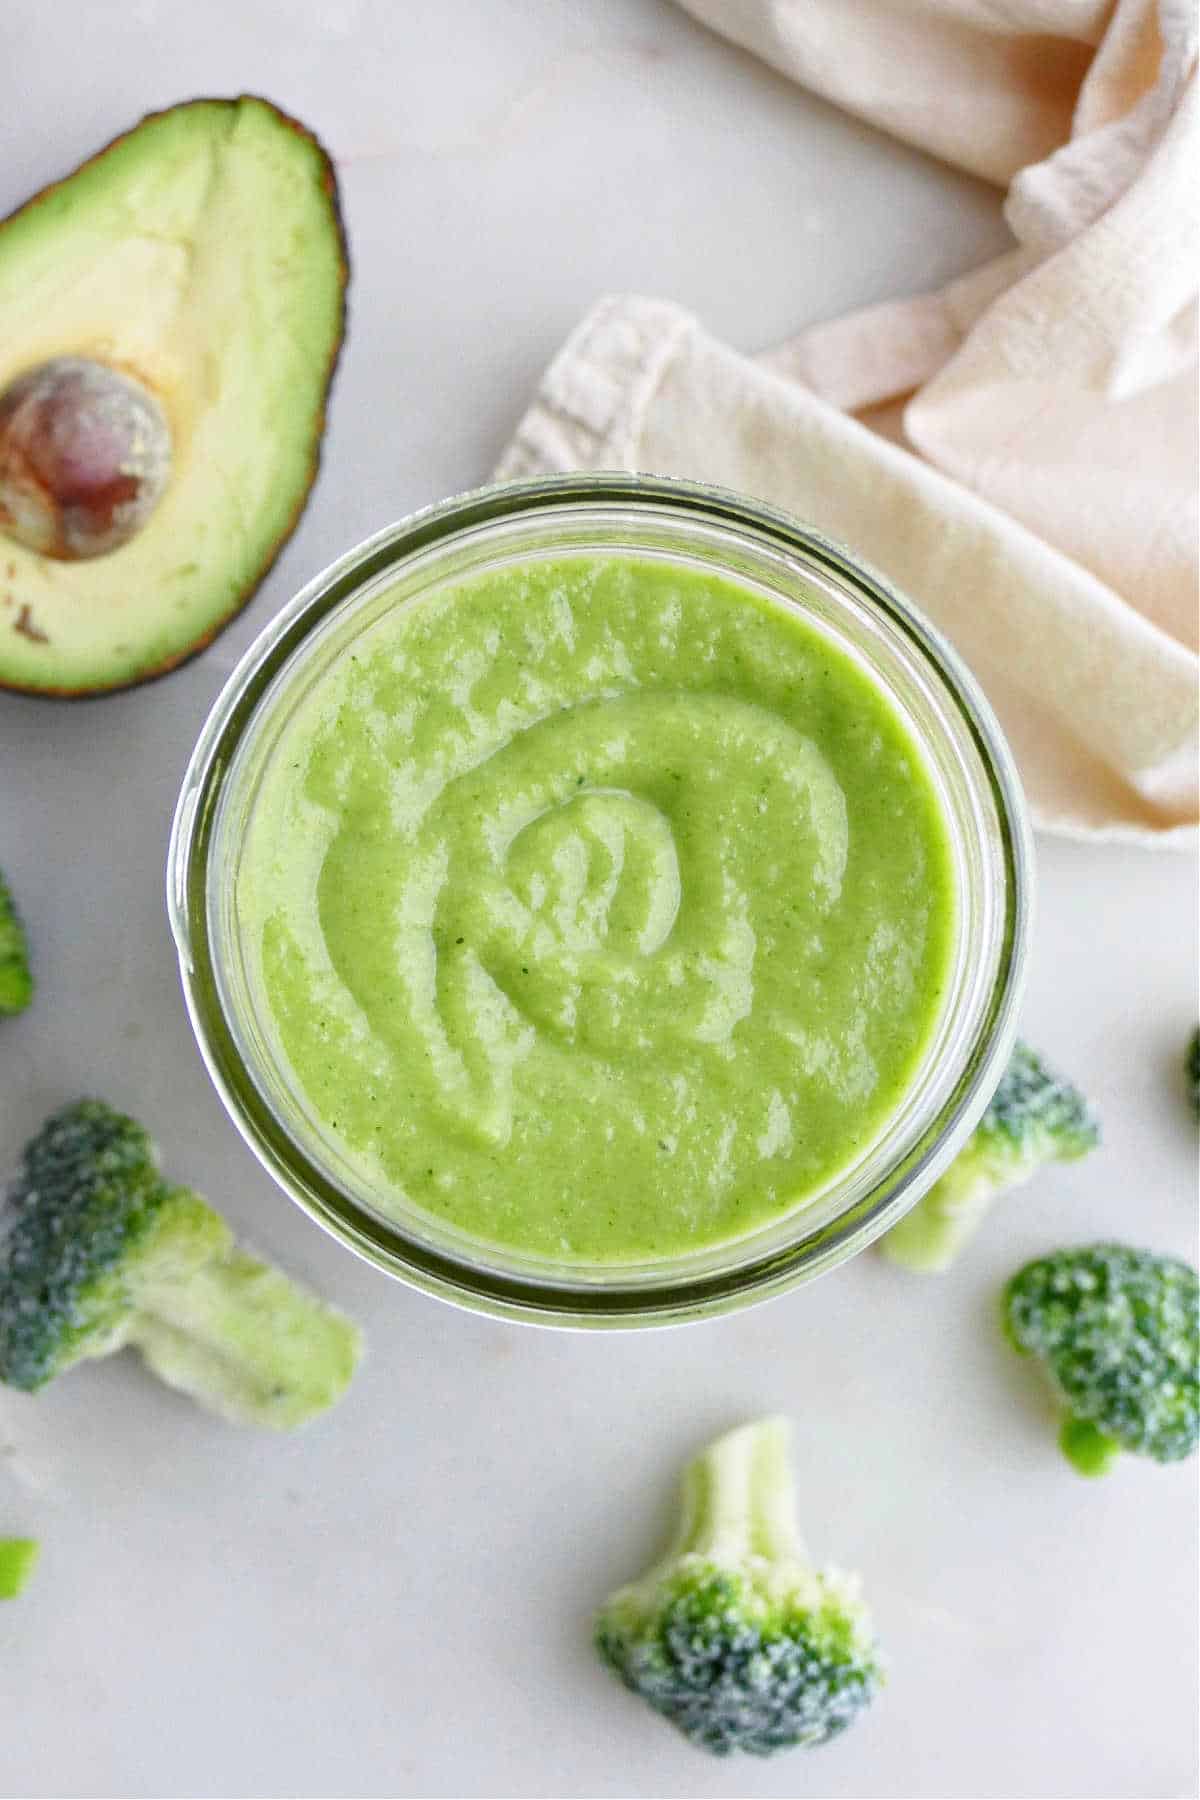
[[238, 555, 958, 1264], [0, 97, 344, 693]]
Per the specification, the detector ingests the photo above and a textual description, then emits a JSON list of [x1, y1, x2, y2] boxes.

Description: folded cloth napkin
[[497, 0, 1198, 843]]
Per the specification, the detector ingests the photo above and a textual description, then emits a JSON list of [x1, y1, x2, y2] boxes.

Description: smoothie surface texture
[[238, 553, 956, 1262]]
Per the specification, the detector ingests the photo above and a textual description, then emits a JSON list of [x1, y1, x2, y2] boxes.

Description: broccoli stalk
[[0, 869, 33, 1014], [882, 1041, 1099, 1273], [595, 1418, 883, 1757], [1057, 1417, 1123, 1478], [0, 1101, 361, 1428], [114, 1216, 361, 1428], [1003, 1243, 1199, 1476], [0, 1538, 39, 1599]]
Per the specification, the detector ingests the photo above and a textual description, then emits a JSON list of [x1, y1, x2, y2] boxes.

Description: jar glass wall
[[168, 475, 1032, 1327]]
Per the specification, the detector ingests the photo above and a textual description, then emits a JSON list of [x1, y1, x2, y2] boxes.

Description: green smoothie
[[237, 554, 956, 1263]]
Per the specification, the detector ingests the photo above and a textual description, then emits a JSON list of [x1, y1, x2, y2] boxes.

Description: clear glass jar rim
[[168, 473, 1033, 1328]]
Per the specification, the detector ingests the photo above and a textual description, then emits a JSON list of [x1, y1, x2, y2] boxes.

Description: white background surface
[[1, 5, 1197, 1798]]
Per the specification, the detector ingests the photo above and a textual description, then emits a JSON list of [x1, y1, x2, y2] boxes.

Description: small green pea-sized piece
[[1058, 1417, 1123, 1478], [0, 1099, 363, 1427], [0, 868, 33, 1013], [0, 1538, 39, 1599], [882, 1041, 1099, 1272], [1003, 1243, 1200, 1476], [595, 1418, 883, 1757], [1185, 1027, 1199, 1119]]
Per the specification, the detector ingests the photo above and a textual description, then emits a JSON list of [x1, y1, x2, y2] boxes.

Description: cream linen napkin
[[497, 0, 1198, 843]]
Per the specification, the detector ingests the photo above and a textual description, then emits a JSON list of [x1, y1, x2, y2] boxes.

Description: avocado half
[[0, 97, 347, 696]]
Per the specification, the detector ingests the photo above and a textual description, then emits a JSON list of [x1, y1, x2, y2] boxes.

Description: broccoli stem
[[1059, 1416, 1123, 1478], [0, 871, 33, 1016], [126, 1246, 361, 1430], [670, 1417, 802, 1567], [0, 1538, 39, 1599], [881, 1161, 994, 1273]]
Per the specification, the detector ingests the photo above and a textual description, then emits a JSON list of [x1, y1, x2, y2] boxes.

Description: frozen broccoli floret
[[1186, 1028, 1199, 1119], [0, 869, 33, 1014], [1003, 1243, 1199, 1476], [882, 1041, 1099, 1272], [0, 1538, 39, 1599], [594, 1418, 883, 1757], [0, 1100, 361, 1428]]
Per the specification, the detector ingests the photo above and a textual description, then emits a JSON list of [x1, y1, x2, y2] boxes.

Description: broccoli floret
[[1186, 1027, 1199, 1119], [0, 1100, 362, 1428], [882, 1041, 1099, 1272], [1003, 1243, 1199, 1476], [0, 869, 33, 1014], [594, 1417, 883, 1757]]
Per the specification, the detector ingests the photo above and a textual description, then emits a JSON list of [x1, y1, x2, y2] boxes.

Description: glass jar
[[168, 474, 1032, 1327]]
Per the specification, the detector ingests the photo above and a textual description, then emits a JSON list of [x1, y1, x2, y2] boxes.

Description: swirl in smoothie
[[237, 555, 955, 1262]]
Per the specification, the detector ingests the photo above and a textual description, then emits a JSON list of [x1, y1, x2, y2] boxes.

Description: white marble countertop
[[1, 5, 1197, 1797]]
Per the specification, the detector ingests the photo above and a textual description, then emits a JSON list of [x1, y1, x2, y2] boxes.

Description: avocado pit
[[0, 357, 171, 560]]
